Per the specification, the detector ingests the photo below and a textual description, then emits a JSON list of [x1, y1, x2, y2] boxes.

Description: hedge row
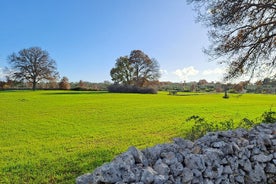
[[107, 84, 157, 94]]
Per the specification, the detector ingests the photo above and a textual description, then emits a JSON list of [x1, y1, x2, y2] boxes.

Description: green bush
[[184, 109, 275, 141], [185, 116, 234, 141], [260, 108, 276, 124]]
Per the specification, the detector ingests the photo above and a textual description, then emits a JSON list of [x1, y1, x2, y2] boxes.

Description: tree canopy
[[110, 50, 160, 87], [110, 56, 132, 85], [188, 0, 276, 81], [8, 47, 59, 90], [59, 76, 70, 90]]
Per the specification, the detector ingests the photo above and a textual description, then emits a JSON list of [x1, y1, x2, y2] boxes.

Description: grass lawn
[[0, 90, 275, 183]]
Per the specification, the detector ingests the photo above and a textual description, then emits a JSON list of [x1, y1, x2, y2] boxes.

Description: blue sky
[[0, 0, 225, 82]]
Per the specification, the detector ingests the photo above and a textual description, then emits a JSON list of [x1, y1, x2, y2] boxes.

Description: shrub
[[107, 84, 157, 94], [71, 87, 90, 91], [238, 118, 256, 129], [184, 116, 234, 141], [184, 109, 275, 141], [168, 90, 178, 95], [261, 108, 276, 124], [185, 116, 218, 141]]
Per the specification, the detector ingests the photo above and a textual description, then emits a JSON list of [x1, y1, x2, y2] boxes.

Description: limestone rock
[[76, 122, 276, 184], [153, 159, 170, 176]]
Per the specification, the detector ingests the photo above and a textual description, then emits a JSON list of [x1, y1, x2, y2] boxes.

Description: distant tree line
[[3, 75, 275, 95], [158, 78, 276, 94], [0, 76, 112, 91]]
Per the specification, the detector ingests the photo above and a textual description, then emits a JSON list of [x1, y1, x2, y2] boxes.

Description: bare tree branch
[[188, 0, 276, 81], [8, 47, 59, 90]]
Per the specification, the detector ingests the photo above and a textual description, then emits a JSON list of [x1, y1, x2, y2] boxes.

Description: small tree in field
[[59, 76, 71, 90], [8, 47, 59, 90]]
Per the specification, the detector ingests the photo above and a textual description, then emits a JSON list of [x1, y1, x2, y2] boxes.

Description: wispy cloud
[[173, 66, 199, 81]]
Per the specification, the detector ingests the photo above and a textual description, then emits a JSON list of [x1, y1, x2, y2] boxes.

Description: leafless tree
[[8, 47, 59, 90], [188, 0, 276, 81]]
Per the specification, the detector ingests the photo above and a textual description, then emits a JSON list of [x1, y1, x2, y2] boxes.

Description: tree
[[233, 83, 244, 93], [8, 47, 59, 90], [110, 50, 161, 87], [198, 79, 208, 85], [78, 80, 86, 89], [59, 76, 70, 90], [110, 56, 133, 85], [129, 50, 160, 87], [188, 0, 276, 81]]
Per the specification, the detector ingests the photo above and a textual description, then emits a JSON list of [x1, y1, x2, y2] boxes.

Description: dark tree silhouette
[[8, 47, 59, 90], [188, 0, 276, 81]]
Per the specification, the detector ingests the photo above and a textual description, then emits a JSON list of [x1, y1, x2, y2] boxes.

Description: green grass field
[[0, 90, 275, 183]]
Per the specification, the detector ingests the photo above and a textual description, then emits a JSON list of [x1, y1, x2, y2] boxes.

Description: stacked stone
[[76, 123, 276, 184]]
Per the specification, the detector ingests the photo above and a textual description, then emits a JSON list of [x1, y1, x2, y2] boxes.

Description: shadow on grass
[[168, 93, 204, 96], [41, 91, 109, 95], [175, 94, 203, 96]]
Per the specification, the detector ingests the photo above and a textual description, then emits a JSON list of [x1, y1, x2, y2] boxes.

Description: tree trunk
[[223, 87, 229, 99], [32, 81, 37, 91]]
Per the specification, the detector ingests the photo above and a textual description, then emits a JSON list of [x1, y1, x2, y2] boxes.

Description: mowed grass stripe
[[0, 91, 275, 183]]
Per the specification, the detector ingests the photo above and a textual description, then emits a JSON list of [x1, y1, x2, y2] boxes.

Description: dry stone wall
[[76, 123, 276, 184]]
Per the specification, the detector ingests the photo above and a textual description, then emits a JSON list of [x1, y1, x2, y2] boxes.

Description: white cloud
[[202, 68, 225, 76], [173, 66, 199, 81], [163, 66, 226, 82]]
